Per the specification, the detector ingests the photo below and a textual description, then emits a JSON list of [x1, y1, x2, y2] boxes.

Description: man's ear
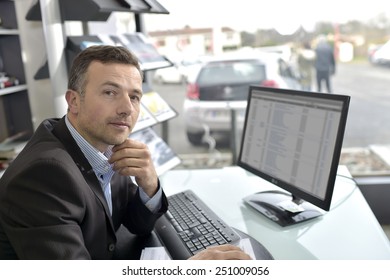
[[66, 90, 80, 114]]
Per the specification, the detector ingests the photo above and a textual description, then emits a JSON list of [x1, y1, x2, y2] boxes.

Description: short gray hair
[[68, 45, 143, 95]]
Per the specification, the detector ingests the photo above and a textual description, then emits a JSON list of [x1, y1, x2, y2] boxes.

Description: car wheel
[[186, 131, 204, 146]]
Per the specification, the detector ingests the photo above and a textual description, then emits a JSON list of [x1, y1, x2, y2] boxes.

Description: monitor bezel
[[237, 85, 350, 211]]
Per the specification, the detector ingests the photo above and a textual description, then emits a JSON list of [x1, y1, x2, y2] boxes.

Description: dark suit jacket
[[0, 117, 168, 259]]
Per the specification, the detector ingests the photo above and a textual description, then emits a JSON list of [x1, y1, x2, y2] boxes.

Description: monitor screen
[[237, 86, 350, 226]]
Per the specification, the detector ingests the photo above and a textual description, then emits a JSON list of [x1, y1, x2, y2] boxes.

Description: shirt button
[[108, 243, 115, 252]]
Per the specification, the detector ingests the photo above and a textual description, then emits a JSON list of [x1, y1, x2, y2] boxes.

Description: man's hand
[[188, 244, 252, 260], [109, 139, 158, 197]]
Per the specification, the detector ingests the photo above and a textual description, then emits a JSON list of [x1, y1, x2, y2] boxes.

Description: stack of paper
[[140, 247, 171, 260]]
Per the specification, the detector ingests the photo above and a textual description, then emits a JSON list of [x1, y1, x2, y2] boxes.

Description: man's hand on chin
[[109, 139, 158, 197]]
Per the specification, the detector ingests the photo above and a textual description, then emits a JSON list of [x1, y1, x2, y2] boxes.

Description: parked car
[[371, 40, 390, 66], [153, 57, 203, 84], [368, 44, 383, 64], [183, 52, 302, 145]]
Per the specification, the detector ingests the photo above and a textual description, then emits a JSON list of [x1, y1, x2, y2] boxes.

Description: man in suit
[[0, 45, 250, 260]]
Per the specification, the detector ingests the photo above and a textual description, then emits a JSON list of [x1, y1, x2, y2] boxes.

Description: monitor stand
[[243, 190, 323, 227]]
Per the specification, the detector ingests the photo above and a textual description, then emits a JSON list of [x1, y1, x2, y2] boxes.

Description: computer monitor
[[237, 85, 350, 226]]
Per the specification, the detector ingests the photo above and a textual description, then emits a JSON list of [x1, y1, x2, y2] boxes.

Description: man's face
[[67, 61, 143, 152]]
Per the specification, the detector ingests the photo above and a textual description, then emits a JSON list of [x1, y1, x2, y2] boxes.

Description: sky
[[144, 0, 389, 34]]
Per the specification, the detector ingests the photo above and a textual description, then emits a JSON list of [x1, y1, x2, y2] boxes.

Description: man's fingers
[[109, 140, 150, 164], [189, 244, 252, 260], [111, 138, 145, 152]]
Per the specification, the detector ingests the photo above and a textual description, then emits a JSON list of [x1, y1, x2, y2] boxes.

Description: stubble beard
[[83, 121, 131, 149]]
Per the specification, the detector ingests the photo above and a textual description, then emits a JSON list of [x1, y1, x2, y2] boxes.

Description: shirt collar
[[65, 116, 114, 178]]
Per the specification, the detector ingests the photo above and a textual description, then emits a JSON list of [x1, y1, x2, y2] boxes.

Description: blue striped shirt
[[65, 116, 161, 214]]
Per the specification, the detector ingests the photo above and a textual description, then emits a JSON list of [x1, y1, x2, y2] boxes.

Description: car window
[[197, 60, 266, 85]]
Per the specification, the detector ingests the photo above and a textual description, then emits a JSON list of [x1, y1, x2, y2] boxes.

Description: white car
[[372, 40, 390, 66], [183, 52, 302, 145]]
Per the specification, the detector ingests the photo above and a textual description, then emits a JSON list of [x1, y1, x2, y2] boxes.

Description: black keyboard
[[154, 190, 241, 260]]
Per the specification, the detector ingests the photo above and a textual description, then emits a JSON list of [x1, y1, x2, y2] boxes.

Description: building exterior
[[147, 26, 241, 59]]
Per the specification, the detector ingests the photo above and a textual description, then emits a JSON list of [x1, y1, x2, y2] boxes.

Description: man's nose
[[117, 95, 133, 116]]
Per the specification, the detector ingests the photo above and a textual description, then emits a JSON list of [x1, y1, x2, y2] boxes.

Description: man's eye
[[130, 95, 141, 102], [104, 90, 116, 96]]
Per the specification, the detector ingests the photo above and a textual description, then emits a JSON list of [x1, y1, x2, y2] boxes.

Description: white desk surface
[[160, 166, 390, 260]]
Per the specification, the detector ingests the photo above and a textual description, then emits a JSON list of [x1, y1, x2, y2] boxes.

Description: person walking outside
[[314, 35, 336, 93]]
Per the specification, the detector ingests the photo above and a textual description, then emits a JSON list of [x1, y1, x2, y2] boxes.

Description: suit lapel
[[50, 117, 116, 234]]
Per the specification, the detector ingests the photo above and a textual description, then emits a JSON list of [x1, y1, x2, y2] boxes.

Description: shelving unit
[[0, 28, 19, 35], [0, 0, 34, 143]]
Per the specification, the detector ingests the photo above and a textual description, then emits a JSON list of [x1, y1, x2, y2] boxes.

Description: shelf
[[0, 28, 19, 35], [26, 0, 169, 22], [42, 34, 172, 81], [66, 34, 173, 74], [0, 84, 28, 97]]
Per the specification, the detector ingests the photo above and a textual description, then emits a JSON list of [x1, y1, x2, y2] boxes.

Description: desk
[[160, 166, 390, 259]]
